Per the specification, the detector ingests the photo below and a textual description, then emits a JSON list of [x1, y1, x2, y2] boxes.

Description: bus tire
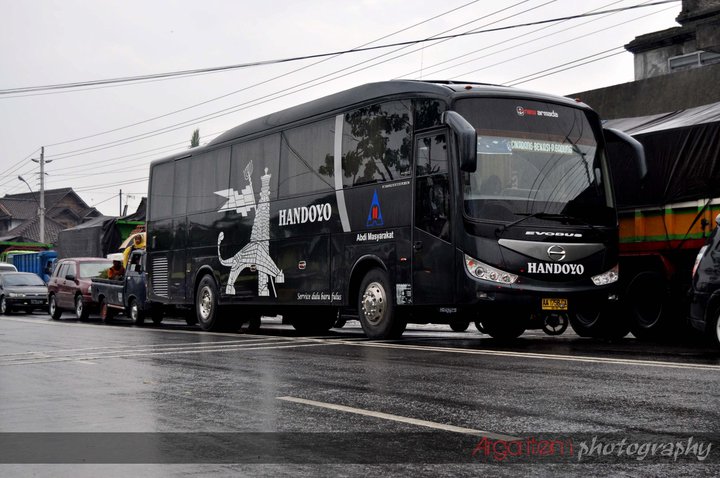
[[449, 321, 469, 332], [357, 269, 405, 339], [569, 310, 629, 339], [482, 316, 527, 340], [195, 275, 224, 331], [626, 272, 669, 340]]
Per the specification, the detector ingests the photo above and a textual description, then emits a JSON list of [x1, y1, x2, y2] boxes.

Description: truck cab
[[92, 250, 161, 325]]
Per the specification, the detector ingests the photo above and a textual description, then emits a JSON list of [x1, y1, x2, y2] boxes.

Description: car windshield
[[454, 98, 615, 227], [3, 274, 45, 286], [79, 262, 112, 278]]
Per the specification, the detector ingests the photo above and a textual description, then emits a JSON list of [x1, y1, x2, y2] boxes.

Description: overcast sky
[[0, 0, 682, 216]]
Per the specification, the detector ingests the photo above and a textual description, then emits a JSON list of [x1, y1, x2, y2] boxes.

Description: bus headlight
[[591, 264, 619, 285], [464, 254, 518, 284]]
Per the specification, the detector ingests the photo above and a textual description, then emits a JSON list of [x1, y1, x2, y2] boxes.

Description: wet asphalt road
[[1, 312, 719, 477]]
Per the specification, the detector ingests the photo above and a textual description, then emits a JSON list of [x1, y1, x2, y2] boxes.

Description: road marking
[[0, 341, 338, 366], [277, 396, 519, 441], [3, 316, 719, 371], [332, 340, 720, 371]]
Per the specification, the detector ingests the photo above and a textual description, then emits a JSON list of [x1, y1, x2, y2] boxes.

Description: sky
[[0, 0, 683, 216]]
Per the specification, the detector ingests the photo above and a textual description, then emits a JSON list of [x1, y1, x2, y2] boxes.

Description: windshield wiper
[[495, 212, 597, 235]]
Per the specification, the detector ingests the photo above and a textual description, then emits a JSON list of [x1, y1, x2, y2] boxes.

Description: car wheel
[[0, 296, 10, 315], [129, 298, 144, 325], [100, 298, 115, 322], [75, 295, 90, 320], [49, 295, 62, 320], [707, 308, 720, 349], [357, 269, 406, 339]]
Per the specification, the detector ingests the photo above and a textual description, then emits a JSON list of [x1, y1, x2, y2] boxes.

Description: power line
[[0, 0, 678, 97], [451, 2, 676, 79], [43, 0, 539, 162], [400, 0, 627, 79], [39, 0, 484, 149]]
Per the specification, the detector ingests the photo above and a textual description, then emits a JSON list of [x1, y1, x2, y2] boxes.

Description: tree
[[190, 129, 200, 148]]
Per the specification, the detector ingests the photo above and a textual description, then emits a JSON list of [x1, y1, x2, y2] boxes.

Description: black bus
[[146, 80, 644, 339]]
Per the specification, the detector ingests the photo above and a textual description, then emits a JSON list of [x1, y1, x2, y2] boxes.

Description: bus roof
[[151, 80, 590, 166]]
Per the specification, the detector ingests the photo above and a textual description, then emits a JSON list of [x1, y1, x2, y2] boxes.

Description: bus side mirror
[[443, 111, 477, 173], [603, 127, 647, 181]]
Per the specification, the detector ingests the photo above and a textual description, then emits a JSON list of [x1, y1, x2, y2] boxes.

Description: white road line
[[0, 342, 339, 366], [4, 316, 719, 371], [277, 396, 519, 441], [0, 337, 294, 358], [334, 341, 720, 371]]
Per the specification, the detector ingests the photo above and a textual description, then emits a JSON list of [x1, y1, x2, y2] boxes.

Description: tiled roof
[[0, 198, 39, 220], [6, 216, 66, 244], [0, 188, 104, 244]]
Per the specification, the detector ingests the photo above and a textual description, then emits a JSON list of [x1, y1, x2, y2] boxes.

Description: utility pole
[[30, 147, 51, 244]]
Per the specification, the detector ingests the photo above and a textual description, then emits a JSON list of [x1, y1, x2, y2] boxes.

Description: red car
[[48, 257, 112, 320]]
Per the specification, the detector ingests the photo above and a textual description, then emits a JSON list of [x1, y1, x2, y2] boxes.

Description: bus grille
[[151, 256, 169, 298]]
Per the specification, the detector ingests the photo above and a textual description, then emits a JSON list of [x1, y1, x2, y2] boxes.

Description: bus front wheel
[[357, 269, 406, 339]]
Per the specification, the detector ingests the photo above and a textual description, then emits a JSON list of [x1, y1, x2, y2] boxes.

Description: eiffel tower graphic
[[215, 161, 284, 297]]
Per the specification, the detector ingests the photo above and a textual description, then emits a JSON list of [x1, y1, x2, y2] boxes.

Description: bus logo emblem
[[366, 190, 384, 227], [547, 245, 566, 262]]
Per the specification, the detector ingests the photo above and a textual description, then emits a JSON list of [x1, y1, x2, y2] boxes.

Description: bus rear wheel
[[357, 269, 406, 339], [195, 275, 225, 331]]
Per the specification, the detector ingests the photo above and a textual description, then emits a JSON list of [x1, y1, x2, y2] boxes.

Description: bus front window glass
[[454, 98, 614, 227]]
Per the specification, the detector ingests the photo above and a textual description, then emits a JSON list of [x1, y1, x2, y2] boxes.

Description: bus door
[[412, 133, 455, 305]]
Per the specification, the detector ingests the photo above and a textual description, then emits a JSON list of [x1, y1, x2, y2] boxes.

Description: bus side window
[[415, 134, 450, 242]]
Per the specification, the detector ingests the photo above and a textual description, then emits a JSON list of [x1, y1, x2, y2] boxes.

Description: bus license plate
[[542, 298, 568, 311]]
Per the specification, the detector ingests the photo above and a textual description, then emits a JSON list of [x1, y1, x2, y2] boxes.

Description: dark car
[[0, 272, 48, 314], [689, 216, 720, 348], [47, 257, 112, 320]]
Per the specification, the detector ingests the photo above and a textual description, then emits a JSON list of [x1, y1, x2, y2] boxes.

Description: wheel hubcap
[[361, 281, 386, 326], [199, 287, 212, 321], [76, 299, 83, 317], [131, 303, 138, 321], [716, 314, 720, 344]]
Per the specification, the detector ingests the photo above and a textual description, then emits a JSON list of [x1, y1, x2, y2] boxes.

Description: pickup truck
[[90, 250, 162, 325]]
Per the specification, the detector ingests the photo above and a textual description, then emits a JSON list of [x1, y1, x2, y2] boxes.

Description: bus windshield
[[454, 98, 615, 227]]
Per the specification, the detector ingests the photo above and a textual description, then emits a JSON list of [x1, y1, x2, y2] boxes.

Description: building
[[0, 188, 103, 245], [570, 0, 720, 118]]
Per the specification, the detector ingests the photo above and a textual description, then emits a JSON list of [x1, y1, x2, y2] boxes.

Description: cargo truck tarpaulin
[[604, 102, 720, 209]]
